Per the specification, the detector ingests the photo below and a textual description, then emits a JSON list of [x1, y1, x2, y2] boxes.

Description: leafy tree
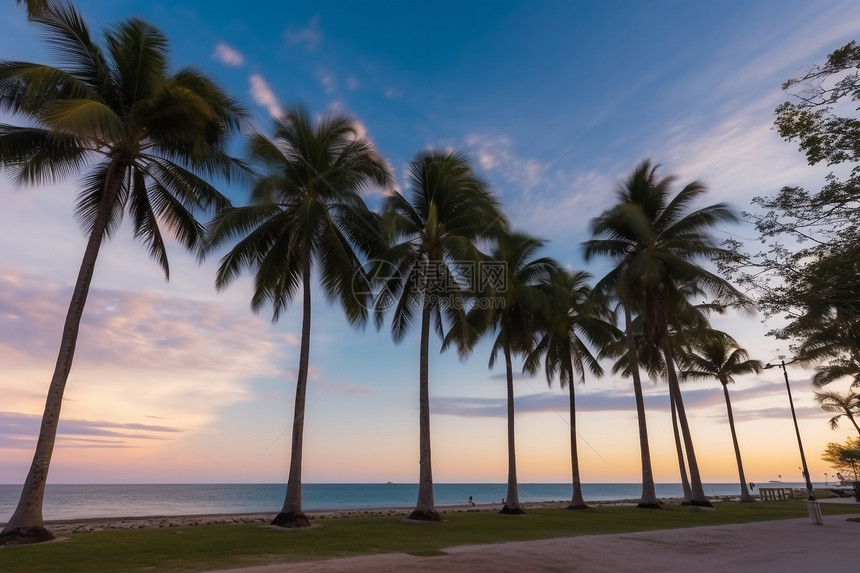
[[375, 151, 507, 521], [525, 268, 615, 509], [0, 2, 244, 545], [821, 436, 860, 482], [679, 331, 762, 502], [585, 160, 745, 508], [454, 232, 559, 514], [815, 390, 860, 435], [720, 41, 860, 382], [205, 107, 391, 528]]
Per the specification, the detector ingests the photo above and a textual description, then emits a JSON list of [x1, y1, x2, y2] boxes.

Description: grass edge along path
[[1, 501, 858, 573]]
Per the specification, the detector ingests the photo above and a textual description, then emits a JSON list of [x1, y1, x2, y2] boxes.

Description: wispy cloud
[[285, 15, 322, 51], [212, 42, 244, 67], [317, 68, 336, 93], [249, 73, 283, 119], [0, 411, 184, 449]]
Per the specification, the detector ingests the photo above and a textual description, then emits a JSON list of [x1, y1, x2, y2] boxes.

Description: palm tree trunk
[[501, 342, 523, 514], [624, 305, 660, 509], [660, 336, 711, 507], [846, 410, 860, 436], [566, 355, 587, 510], [1, 163, 123, 545], [723, 382, 754, 502], [410, 302, 440, 520], [670, 392, 692, 503], [272, 257, 312, 528]]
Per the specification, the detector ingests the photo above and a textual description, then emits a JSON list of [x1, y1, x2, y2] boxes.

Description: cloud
[[317, 68, 336, 94], [249, 73, 283, 119], [212, 42, 244, 67], [0, 411, 183, 449], [284, 15, 322, 51], [346, 75, 359, 91], [384, 88, 402, 99]]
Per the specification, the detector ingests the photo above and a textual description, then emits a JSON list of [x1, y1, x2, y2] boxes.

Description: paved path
[[208, 512, 860, 573]]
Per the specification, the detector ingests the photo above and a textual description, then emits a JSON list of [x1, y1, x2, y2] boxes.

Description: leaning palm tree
[[455, 232, 560, 514], [525, 269, 614, 509], [679, 331, 762, 502], [205, 107, 390, 528], [375, 151, 507, 520], [584, 160, 746, 507], [0, 3, 244, 545], [815, 390, 860, 435]]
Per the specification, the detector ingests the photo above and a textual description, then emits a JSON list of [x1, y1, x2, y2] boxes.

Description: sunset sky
[[2, 0, 859, 487]]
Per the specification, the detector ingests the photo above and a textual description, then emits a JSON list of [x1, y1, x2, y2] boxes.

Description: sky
[[1, 0, 860, 487]]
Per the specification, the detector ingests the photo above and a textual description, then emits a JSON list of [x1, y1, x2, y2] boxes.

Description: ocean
[[0, 482, 818, 521]]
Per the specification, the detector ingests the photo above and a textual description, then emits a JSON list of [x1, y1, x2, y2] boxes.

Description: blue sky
[[1, 0, 859, 486]]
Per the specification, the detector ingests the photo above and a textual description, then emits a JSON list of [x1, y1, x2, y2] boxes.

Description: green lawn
[[1, 501, 858, 572]]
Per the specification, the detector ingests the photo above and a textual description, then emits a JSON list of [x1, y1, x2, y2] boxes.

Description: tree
[[457, 232, 559, 514], [821, 437, 860, 482], [815, 390, 860, 435], [720, 41, 860, 381], [585, 160, 745, 507], [525, 268, 614, 509], [16, 0, 50, 18], [0, 3, 244, 545], [679, 331, 762, 502], [375, 151, 506, 521], [204, 107, 390, 528]]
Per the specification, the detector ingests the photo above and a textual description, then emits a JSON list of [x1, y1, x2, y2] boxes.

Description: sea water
[[0, 482, 817, 521]]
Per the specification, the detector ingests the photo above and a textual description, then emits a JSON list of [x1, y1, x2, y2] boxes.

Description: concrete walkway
[[208, 512, 860, 572]]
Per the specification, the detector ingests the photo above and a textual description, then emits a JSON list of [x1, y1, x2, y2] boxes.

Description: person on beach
[[749, 482, 755, 491], [469, 496, 475, 506]]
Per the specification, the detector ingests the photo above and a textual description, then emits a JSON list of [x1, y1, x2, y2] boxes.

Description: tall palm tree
[[456, 232, 559, 514], [679, 331, 762, 502], [204, 107, 390, 528], [584, 160, 745, 507], [375, 151, 507, 521], [0, 3, 243, 545], [815, 390, 860, 435], [525, 269, 614, 509]]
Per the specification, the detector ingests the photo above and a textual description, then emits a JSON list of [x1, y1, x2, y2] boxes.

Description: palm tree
[[525, 269, 614, 509], [0, 3, 243, 545], [204, 107, 391, 528], [815, 390, 860, 435], [456, 232, 559, 514], [584, 160, 745, 507], [375, 151, 506, 521], [16, 0, 50, 18], [679, 331, 762, 502]]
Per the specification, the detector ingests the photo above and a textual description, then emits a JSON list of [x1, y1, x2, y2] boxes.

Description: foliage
[[821, 436, 860, 481], [719, 41, 860, 386], [815, 390, 860, 433]]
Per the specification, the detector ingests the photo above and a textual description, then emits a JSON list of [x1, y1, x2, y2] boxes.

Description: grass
[[1, 501, 858, 572]]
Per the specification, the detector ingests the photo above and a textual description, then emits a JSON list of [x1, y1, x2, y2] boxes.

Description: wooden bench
[[759, 487, 792, 501]]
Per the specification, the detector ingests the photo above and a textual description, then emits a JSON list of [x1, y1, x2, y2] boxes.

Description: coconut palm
[[455, 232, 560, 514], [815, 390, 860, 435], [375, 151, 507, 520], [525, 269, 615, 509], [204, 107, 390, 528], [679, 331, 762, 502], [584, 160, 745, 507], [0, 3, 243, 545], [16, 0, 48, 17]]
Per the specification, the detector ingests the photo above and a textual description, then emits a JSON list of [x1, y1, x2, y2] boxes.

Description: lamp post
[[763, 359, 815, 501]]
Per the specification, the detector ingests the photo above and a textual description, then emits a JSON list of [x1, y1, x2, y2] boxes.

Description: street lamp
[[763, 359, 815, 502]]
